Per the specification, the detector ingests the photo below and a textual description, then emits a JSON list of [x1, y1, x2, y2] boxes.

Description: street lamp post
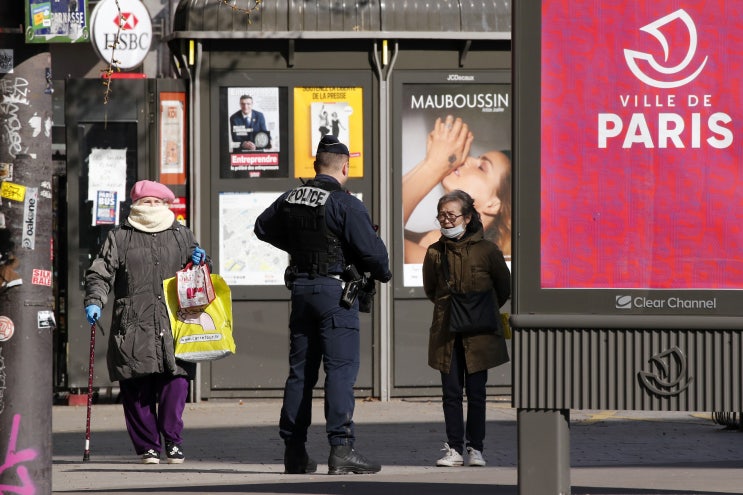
[[0, 14, 54, 494]]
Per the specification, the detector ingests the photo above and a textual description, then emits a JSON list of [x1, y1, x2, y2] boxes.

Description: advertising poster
[[95, 190, 117, 225], [159, 92, 187, 185], [219, 192, 288, 286], [401, 83, 512, 286], [293, 87, 364, 178], [170, 197, 187, 226], [220, 87, 287, 178], [25, 0, 89, 43], [542, 2, 743, 290], [87, 148, 127, 227]]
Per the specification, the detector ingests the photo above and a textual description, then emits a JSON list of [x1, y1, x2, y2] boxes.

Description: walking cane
[[83, 320, 97, 462]]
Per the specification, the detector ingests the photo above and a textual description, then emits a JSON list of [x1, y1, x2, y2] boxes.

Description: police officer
[[254, 135, 392, 475]]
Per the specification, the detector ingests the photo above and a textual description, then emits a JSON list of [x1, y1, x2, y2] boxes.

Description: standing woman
[[84, 180, 209, 465], [422, 189, 510, 467]]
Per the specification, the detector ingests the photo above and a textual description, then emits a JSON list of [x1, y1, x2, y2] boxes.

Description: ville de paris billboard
[[514, 1, 743, 326]]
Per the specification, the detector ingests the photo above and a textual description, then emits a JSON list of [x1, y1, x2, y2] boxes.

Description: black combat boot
[[284, 443, 317, 474], [327, 445, 381, 475]]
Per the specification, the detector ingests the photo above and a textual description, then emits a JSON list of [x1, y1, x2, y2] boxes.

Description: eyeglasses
[[436, 212, 464, 223]]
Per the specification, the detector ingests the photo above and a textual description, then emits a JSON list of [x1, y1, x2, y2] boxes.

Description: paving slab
[[52, 398, 743, 494]]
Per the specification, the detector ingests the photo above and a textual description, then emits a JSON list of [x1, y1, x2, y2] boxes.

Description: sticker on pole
[[37, 311, 55, 329], [0, 316, 15, 342]]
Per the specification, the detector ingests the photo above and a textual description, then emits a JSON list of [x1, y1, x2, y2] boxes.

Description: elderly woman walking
[[84, 180, 209, 465]]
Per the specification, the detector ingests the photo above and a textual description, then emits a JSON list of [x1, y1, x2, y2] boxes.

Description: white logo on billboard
[[624, 9, 708, 89], [615, 295, 632, 309]]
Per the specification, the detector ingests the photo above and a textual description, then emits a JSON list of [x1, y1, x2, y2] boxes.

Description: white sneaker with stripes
[[436, 443, 464, 466], [466, 446, 486, 466]]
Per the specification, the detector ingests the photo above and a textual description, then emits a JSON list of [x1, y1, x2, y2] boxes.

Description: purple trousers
[[119, 374, 189, 455]]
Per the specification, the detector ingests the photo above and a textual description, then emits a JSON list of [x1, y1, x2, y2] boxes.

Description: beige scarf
[[127, 204, 175, 233]]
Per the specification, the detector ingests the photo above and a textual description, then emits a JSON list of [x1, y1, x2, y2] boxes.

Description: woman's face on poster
[[442, 150, 510, 215]]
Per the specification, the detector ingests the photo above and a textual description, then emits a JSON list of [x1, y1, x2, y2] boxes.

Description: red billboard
[[541, 1, 743, 289]]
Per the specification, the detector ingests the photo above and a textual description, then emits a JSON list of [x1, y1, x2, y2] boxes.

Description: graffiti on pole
[[0, 414, 38, 494], [0, 77, 30, 158], [0, 348, 5, 415]]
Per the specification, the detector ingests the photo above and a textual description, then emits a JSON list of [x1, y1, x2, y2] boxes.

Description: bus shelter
[[513, 1, 743, 493]]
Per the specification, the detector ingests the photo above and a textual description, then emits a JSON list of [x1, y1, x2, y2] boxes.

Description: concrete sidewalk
[[52, 398, 743, 494]]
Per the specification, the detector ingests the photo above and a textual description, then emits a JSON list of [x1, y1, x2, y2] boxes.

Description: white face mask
[[441, 223, 466, 239]]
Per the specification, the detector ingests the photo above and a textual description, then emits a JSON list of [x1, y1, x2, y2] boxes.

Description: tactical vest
[[281, 179, 344, 276]]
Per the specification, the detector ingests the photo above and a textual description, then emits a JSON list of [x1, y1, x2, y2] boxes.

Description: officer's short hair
[[314, 152, 347, 173]]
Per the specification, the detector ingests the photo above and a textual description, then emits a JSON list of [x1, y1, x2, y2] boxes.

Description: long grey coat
[[84, 220, 203, 382], [422, 225, 511, 374]]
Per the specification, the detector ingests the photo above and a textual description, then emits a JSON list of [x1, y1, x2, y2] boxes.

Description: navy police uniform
[[254, 135, 391, 474]]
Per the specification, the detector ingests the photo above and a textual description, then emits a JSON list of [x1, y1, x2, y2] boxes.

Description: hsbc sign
[[90, 0, 152, 70]]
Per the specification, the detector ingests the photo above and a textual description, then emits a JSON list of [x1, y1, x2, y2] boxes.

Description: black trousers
[[440, 335, 488, 454], [279, 277, 360, 447]]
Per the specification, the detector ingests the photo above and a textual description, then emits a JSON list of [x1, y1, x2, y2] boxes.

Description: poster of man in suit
[[221, 87, 287, 178]]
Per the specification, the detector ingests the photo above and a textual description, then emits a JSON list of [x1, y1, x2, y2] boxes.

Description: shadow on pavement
[[53, 480, 520, 495]]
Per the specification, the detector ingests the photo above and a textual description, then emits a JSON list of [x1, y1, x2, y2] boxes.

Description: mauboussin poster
[[401, 83, 512, 286]]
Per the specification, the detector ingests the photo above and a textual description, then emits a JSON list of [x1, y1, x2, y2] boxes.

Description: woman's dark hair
[[437, 189, 482, 233]]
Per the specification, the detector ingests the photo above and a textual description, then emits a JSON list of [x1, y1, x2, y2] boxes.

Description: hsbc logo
[[114, 12, 139, 31], [623, 9, 708, 89]]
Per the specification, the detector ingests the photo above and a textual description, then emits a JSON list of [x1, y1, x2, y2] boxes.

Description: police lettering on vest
[[285, 187, 330, 207], [281, 182, 344, 277]]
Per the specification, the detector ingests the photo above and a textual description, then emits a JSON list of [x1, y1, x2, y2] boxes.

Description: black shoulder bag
[[441, 245, 499, 334]]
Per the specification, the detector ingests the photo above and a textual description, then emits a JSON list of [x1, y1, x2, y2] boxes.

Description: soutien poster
[[401, 83, 512, 287], [293, 87, 364, 178], [541, 2, 743, 289]]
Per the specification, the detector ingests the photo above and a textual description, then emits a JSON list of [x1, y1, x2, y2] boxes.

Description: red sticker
[[31, 269, 52, 286]]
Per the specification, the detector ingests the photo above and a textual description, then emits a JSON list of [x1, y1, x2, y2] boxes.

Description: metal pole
[[518, 408, 571, 495], [0, 22, 54, 494], [176, 41, 204, 404], [190, 41, 203, 403], [372, 41, 398, 402]]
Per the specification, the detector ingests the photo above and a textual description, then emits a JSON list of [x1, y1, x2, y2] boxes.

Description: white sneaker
[[466, 446, 486, 466], [141, 449, 160, 464], [436, 443, 464, 466], [165, 442, 185, 464]]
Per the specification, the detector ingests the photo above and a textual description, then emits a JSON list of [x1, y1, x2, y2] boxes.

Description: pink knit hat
[[130, 180, 175, 203]]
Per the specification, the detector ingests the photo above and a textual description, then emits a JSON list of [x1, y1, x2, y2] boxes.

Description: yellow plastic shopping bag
[[163, 272, 236, 362]]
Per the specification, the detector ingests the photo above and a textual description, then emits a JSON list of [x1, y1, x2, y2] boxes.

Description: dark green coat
[[422, 225, 511, 374], [84, 220, 202, 382]]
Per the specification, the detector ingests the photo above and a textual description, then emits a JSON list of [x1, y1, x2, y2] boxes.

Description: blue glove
[[85, 305, 101, 325], [191, 247, 206, 265]]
